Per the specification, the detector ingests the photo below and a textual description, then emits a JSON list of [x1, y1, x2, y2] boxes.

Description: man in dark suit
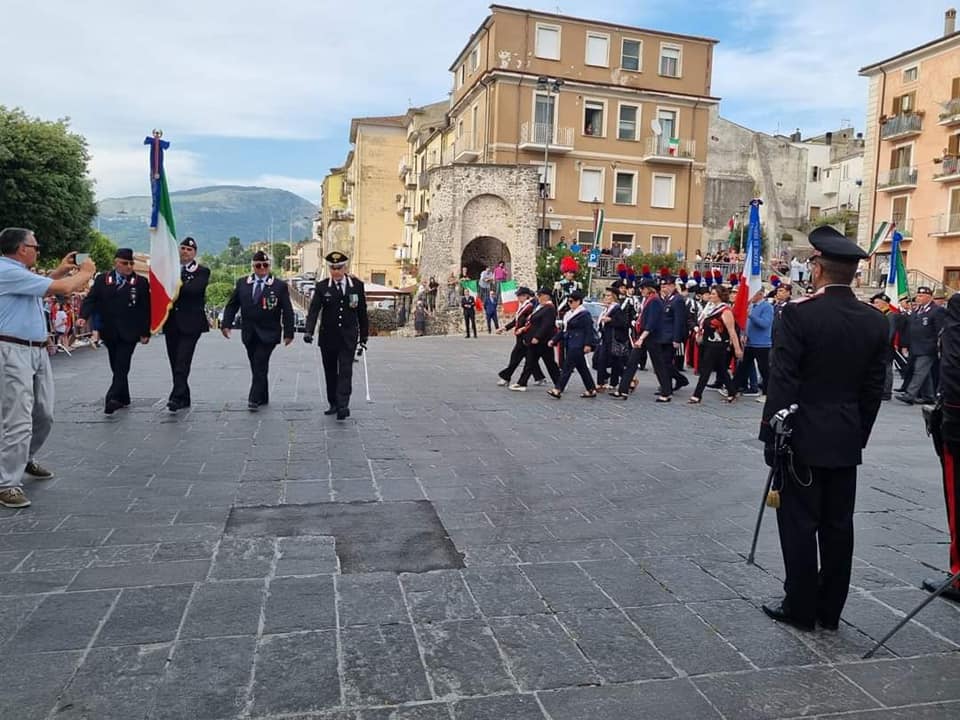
[[897, 286, 945, 405], [163, 236, 210, 412], [759, 226, 888, 632], [657, 274, 689, 399], [497, 287, 543, 386], [513, 287, 559, 389], [221, 251, 295, 411], [611, 278, 663, 400], [304, 251, 368, 420], [79, 248, 151, 414]]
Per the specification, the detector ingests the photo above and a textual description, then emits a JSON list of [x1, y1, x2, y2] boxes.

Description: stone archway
[[461, 236, 511, 279]]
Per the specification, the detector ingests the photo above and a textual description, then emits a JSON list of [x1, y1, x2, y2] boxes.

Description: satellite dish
[[650, 119, 663, 136]]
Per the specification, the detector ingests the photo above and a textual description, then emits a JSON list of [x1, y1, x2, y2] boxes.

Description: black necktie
[[253, 280, 263, 302]]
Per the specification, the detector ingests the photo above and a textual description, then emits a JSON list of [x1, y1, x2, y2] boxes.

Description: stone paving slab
[[0, 335, 957, 718]]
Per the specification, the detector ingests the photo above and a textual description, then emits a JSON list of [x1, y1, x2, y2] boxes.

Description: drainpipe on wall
[[483, 28, 492, 163], [870, 68, 888, 248], [684, 99, 701, 263]]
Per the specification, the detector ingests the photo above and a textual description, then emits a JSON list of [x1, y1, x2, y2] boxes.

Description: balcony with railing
[[403, 208, 415, 227], [519, 122, 574, 152], [934, 155, 960, 182], [932, 213, 960, 236], [642, 137, 696, 164], [395, 193, 410, 216], [881, 113, 923, 140], [877, 166, 918, 191], [398, 156, 411, 179], [404, 167, 416, 189], [939, 98, 960, 126], [453, 132, 479, 162]]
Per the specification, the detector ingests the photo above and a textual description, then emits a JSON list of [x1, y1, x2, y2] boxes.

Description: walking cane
[[746, 404, 798, 565], [362, 347, 373, 403], [863, 570, 960, 659]]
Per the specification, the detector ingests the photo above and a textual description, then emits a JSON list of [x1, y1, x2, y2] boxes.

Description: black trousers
[[500, 339, 543, 382], [938, 441, 960, 588], [692, 342, 734, 399], [617, 344, 647, 395], [463, 311, 477, 337], [596, 345, 625, 387], [519, 342, 559, 386], [776, 465, 857, 627], [651, 342, 674, 397], [732, 346, 770, 395], [104, 340, 136, 406], [320, 341, 356, 410], [557, 346, 595, 393], [165, 328, 201, 406], [244, 337, 276, 405]]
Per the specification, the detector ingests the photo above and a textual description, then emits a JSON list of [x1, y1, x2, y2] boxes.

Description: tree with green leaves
[[0, 107, 96, 262], [205, 282, 234, 308], [87, 231, 118, 271]]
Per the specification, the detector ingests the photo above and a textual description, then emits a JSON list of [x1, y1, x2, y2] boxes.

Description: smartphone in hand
[[75, 253, 90, 265]]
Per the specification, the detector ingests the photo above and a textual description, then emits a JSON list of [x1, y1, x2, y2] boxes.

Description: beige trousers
[[0, 342, 54, 488]]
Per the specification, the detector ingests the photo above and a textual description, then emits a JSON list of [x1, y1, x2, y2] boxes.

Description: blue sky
[[6, 0, 943, 203]]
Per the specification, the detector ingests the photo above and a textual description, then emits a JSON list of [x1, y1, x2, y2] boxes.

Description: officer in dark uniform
[[163, 236, 210, 412], [897, 285, 945, 405], [79, 248, 152, 414], [659, 274, 689, 395], [759, 226, 888, 632], [304, 251, 368, 420], [221, 251, 295, 411]]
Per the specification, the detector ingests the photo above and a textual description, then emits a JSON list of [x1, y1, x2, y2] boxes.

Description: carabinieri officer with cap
[[79, 248, 152, 414], [304, 251, 368, 420], [759, 226, 888, 633], [221, 251, 295, 411], [163, 236, 210, 412]]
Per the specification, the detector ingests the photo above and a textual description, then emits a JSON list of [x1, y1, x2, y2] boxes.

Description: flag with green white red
[[144, 132, 181, 334], [500, 279, 519, 313]]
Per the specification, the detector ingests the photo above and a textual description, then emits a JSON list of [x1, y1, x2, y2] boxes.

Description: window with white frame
[[536, 24, 561, 60], [469, 47, 479, 72], [585, 32, 609, 67], [659, 44, 681, 77], [621, 38, 642, 71], [614, 171, 637, 205], [651, 174, 675, 208], [579, 167, 603, 202], [651, 235, 670, 254], [583, 100, 604, 136], [458, 65, 465, 87], [903, 66, 918, 82], [532, 162, 557, 199], [618, 103, 639, 141], [576, 230, 595, 250], [611, 232, 634, 255]]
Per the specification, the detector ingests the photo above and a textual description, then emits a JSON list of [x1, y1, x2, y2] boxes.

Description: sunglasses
[[23, 243, 40, 250], [253, 262, 270, 269], [117, 260, 134, 266]]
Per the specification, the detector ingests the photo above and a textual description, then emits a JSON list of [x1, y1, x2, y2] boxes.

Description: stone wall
[[420, 165, 539, 295]]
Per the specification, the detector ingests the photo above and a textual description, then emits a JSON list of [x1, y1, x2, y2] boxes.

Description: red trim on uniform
[[945, 445, 960, 581]]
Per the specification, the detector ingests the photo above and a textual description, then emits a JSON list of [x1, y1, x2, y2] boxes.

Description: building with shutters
[[859, 8, 960, 289]]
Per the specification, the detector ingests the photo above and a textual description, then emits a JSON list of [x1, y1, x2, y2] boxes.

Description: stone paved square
[[1, 335, 958, 718]]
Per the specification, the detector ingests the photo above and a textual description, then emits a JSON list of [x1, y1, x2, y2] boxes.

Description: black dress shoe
[[762, 602, 814, 631], [336, 408, 350, 420], [167, 401, 182, 412], [673, 377, 690, 391], [323, 405, 338, 416], [817, 617, 840, 631], [922, 577, 960, 603], [896, 394, 915, 405], [104, 399, 123, 415], [247, 401, 259, 412]]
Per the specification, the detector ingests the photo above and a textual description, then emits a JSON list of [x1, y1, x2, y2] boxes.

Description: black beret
[[808, 226, 868, 261], [115, 248, 134, 261], [515, 286, 533, 297], [536, 286, 553, 297], [180, 236, 198, 250], [252, 250, 269, 262], [640, 278, 658, 289], [568, 289, 585, 301]]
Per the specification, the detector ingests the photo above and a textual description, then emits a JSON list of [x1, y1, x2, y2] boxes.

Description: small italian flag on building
[[500, 279, 519, 313]]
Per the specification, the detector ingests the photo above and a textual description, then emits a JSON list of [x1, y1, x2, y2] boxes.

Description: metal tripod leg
[[863, 570, 960, 659]]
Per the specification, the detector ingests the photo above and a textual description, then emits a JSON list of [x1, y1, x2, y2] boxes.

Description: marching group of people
[[0, 227, 368, 509]]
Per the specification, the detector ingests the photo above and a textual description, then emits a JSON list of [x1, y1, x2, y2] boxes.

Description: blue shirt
[[745, 300, 774, 348], [0, 257, 54, 341]]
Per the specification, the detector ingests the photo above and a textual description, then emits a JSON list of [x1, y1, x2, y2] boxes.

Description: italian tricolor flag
[[145, 133, 181, 334], [500, 279, 519, 314]]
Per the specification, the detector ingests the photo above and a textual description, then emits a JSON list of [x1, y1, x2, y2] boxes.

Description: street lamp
[[537, 76, 563, 249]]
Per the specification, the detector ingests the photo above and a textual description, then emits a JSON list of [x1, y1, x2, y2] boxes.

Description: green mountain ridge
[[95, 186, 318, 253]]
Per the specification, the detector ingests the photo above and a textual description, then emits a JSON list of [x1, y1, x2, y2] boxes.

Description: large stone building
[[435, 4, 718, 269], [859, 9, 960, 289]]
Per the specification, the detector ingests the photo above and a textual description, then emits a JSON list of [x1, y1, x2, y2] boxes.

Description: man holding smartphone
[[0, 228, 96, 509], [162, 237, 210, 412], [79, 248, 152, 414]]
